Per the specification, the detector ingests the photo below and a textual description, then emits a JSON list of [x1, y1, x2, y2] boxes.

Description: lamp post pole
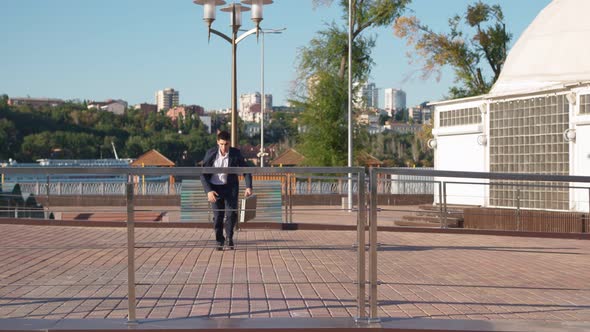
[[259, 28, 285, 167], [194, 0, 274, 147], [231, 15, 238, 146], [260, 30, 265, 166], [348, 0, 353, 211]]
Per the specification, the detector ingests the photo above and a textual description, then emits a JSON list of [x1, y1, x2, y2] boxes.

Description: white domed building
[[430, 0, 590, 212]]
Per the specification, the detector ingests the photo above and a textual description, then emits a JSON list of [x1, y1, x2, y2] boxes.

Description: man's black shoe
[[227, 239, 234, 250], [216, 241, 224, 251]]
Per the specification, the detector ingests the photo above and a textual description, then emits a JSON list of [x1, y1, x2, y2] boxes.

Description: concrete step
[[399, 215, 461, 228], [402, 215, 459, 223], [393, 220, 442, 228], [418, 204, 478, 213]]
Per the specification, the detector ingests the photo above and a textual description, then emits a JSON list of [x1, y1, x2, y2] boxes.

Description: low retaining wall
[[464, 207, 589, 233]]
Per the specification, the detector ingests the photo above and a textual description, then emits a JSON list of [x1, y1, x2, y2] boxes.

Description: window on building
[[579, 94, 590, 114], [439, 107, 481, 127], [489, 95, 569, 210]]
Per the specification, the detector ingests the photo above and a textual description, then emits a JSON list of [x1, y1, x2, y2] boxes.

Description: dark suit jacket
[[200, 147, 253, 194]]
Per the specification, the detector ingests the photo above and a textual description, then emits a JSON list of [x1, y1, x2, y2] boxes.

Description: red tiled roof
[[130, 149, 175, 167], [270, 148, 305, 167]]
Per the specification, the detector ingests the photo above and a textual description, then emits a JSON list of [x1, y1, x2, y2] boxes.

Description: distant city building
[[383, 122, 422, 134], [209, 108, 231, 115], [239, 92, 272, 123], [384, 88, 406, 116], [243, 122, 261, 137], [367, 125, 384, 135], [165, 105, 205, 121], [133, 103, 157, 116], [155, 88, 179, 111], [354, 82, 379, 109], [200, 115, 212, 133], [166, 107, 186, 122], [87, 99, 128, 115], [357, 113, 380, 126], [408, 102, 433, 123], [8, 97, 65, 108], [184, 105, 205, 116], [273, 105, 302, 113], [306, 74, 320, 98]]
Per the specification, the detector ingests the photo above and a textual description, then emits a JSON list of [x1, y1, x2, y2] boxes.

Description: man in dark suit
[[201, 130, 253, 251]]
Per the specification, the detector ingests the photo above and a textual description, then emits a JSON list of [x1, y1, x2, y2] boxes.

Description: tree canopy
[[394, 1, 511, 98], [293, 0, 411, 166]]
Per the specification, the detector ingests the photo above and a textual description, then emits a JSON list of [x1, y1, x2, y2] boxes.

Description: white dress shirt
[[210, 149, 229, 185]]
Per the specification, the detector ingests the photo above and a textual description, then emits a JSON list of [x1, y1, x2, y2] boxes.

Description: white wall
[[572, 122, 590, 212], [569, 89, 590, 212], [432, 99, 487, 207], [435, 132, 487, 206]]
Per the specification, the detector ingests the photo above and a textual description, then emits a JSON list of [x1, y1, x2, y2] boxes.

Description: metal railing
[[4, 173, 434, 196], [369, 167, 590, 321], [2, 166, 590, 324], [5, 181, 183, 196], [0, 166, 368, 323]]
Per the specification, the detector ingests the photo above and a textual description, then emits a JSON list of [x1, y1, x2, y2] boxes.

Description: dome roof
[[490, 0, 590, 96]]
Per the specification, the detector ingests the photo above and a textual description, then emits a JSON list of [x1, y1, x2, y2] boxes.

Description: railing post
[[516, 188, 521, 231], [438, 181, 444, 228], [289, 174, 293, 223], [355, 169, 366, 322], [45, 176, 50, 219], [442, 182, 448, 229], [368, 168, 379, 323], [586, 188, 589, 233], [126, 182, 138, 325], [281, 174, 289, 222]]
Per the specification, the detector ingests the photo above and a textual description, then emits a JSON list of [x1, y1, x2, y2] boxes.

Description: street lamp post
[[258, 28, 285, 167], [348, 0, 353, 211], [194, 0, 274, 147]]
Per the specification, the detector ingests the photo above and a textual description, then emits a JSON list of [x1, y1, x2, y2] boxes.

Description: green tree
[[0, 94, 8, 107], [394, 1, 511, 98], [0, 119, 18, 159], [124, 135, 149, 159], [266, 111, 299, 145], [294, 0, 410, 166], [311, 0, 411, 80], [298, 72, 348, 166]]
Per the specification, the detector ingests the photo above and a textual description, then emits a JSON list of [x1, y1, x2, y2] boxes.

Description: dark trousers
[[210, 183, 239, 243]]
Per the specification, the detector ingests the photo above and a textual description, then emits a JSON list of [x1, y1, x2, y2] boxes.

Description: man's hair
[[217, 130, 231, 141]]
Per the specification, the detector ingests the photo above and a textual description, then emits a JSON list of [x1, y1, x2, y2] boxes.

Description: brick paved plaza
[[0, 224, 589, 324]]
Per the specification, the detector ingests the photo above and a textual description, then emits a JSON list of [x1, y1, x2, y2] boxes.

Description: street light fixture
[[194, 0, 274, 147]]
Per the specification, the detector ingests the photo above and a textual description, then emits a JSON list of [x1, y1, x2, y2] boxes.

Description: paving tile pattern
[[0, 224, 589, 322]]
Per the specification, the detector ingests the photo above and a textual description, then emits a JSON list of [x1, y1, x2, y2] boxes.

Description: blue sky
[[1, 0, 551, 111]]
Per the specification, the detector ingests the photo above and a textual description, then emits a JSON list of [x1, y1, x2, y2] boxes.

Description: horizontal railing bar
[[135, 281, 355, 286], [0, 244, 358, 250], [0, 166, 364, 176], [375, 168, 590, 183], [292, 175, 356, 180], [0, 281, 357, 287], [448, 180, 590, 190], [379, 179, 440, 184]]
